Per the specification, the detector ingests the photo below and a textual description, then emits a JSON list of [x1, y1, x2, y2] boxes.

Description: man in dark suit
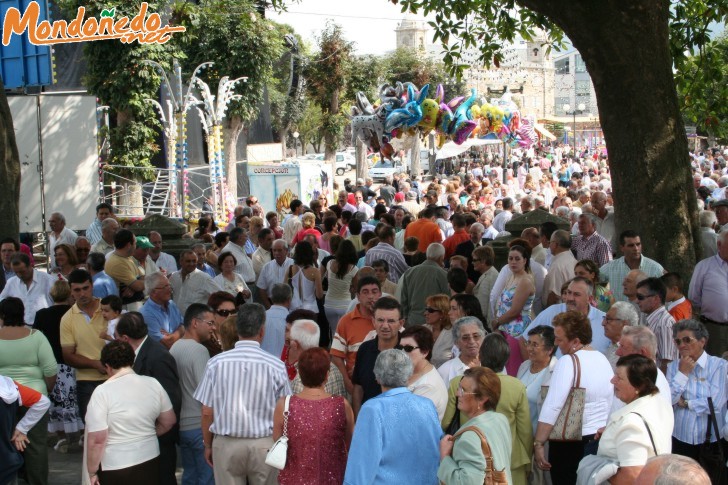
[[115, 312, 181, 485], [455, 222, 491, 281]]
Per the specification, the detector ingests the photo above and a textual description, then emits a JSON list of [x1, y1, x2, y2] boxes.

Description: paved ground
[[45, 446, 185, 484]]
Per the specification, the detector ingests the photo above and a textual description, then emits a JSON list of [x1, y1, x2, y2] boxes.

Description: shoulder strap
[[706, 397, 721, 443], [569, 353, 581, 388], [453, 425, 497, 475], [282, 395, 291, 438], [631, 412, 657, 455]]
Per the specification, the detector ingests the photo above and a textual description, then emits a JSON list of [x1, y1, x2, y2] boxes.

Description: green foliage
[[182, 0, 285, 127], [395, 0, 566, 78], [297, 103, 324, 153], [59, 0, 181, 174], [305, 22, 354, 151], [383, 48, 467, 95], [345, 55, 385, 102], [676, 34, 728, 141]]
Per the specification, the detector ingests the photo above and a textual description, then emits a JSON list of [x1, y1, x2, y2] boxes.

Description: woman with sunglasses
[[667, 319, 728, 465], [204, 292, 237, 356], [424, 294, 455, 368], [400, 326, 448, 421], [438, 367, 512, 484]]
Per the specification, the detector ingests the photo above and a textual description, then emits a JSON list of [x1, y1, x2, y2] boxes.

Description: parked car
[[406, 148, 431, 175], [368, 160, 405, 181], [314, 152, 356, 175]]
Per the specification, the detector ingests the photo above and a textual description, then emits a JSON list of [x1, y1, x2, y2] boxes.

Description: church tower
[[395, 15, 427, 51]]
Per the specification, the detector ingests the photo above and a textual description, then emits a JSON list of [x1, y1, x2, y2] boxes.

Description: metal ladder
[[146, 170, 172, 216]]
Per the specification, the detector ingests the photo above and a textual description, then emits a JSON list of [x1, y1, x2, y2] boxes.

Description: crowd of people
[[0, 142, 727, 485]]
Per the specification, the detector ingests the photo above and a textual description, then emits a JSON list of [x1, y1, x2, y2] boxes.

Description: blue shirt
[[139, 298, 183, 341], [92, 271, 119, 298], [345, 388, 441, 485], [522, 303, 610, 355], [200, 263, 216, 279], [261, 305, 288, 357]]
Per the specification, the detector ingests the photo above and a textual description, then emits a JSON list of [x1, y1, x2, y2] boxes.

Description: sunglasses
[[635, 293, 655, 301], [424, 307, 439, 313], [396, 345, 419, 353], [216, 309, 237, 317], [673, 336, 697, 346]]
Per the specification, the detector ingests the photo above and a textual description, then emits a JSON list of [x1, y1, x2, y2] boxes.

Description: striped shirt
[[364, 242, 409, 283], [572, 231, 613, 267], [645, 306, 679, 365], [599, 255, 665, 301], [668, 351, 728, 444], [194, 340, 291, 438], [688, 255, 728, 322]]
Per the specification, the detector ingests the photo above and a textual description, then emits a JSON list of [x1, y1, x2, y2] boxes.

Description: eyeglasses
[[396, 345, 420, 353], [525, 341, 543, 348], [460, 333, 483, 342], [216, 309, 237, 317], [635, 293, 655, 301], [673, 336, 698, 346], [456, 386, 477, 397], [154, 285, 171, 291], [424, 307, 440, 313], [195, 318, 216, 327]]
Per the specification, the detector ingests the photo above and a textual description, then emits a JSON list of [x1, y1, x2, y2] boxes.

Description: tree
[[297, 103, 325, 154], [183, 0, 284, 197], [676, 34, 728, 144], [0, 78, 20, 241], [305, 21, 354, 170], [395, 0, 721, 282]]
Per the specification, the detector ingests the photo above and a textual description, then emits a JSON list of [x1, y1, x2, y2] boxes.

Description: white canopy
[[435, 138, 502, 160]]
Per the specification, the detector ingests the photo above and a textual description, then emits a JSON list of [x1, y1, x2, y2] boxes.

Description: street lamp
[[293, 131, 299, 157], [562, 103, 586, 146]]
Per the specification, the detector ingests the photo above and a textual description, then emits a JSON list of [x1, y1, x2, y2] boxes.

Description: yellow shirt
[[60, 300, 108, 382], [105, 252, 142, 288]]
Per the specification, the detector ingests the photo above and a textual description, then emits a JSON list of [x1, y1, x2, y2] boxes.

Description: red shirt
[[443, 229, 470, 260]]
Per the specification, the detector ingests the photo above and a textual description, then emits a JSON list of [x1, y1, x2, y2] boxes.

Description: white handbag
[[265, 395, 290, 470]]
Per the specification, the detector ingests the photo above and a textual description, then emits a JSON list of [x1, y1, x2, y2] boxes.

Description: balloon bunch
[[350, 82, 539, 159]]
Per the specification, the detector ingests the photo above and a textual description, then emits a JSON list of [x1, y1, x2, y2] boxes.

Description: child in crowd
[[99, 295, 123, 342], [660, 272, 692, 322]]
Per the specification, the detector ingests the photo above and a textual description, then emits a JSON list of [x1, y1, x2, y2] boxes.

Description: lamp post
[[293, 131, 299, 157], [563, 103, 586, 147]]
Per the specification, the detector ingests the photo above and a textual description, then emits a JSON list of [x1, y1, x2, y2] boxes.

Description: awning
[[435, 138, 502, 160], [534, 123, 556, 141]]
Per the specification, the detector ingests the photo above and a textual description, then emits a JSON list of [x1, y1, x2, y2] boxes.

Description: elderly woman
[[438, 367, 512, 484], [0, 297, 57, 484], [212, 252, 251, 304], [667, 319, 728, 462], [345, 349, 441, 484], [534, 311, 614, 484], [594, 355, 674, 484], [400, 326, 448, 421], [443, 333, 533, 485], [437, 316, 486, 387], [85, 340, 176, 485], [274, 347, 354, 484], [424, 294, 455, 368]]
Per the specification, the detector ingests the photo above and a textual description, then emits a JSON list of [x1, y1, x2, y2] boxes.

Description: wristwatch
[[534, 440, 544, 448]]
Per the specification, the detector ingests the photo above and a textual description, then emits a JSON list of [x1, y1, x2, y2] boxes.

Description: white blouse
[[597, 393, 674, 467], [538, 350, 614, 435], [409, 366, 448, 422]]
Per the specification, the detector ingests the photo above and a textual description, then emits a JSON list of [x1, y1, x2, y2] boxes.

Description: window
[[555, 58, 570, 74], [575, 55, 587, 73], [575, 80, 591, 95], [555, 97, 570, 114]]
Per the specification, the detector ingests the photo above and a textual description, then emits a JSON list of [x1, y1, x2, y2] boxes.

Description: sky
[[266, 0, 430, 55]]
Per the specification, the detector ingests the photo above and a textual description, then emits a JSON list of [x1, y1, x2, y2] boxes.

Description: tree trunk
[[224, 116, 244, 203], [410, 135, 421, 177], [356, 138, 367, 181], [280, 126, 289, 158], [325, 89, 340, 177], [519, 0, 700, 281], [0, 79, 20, 241]]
